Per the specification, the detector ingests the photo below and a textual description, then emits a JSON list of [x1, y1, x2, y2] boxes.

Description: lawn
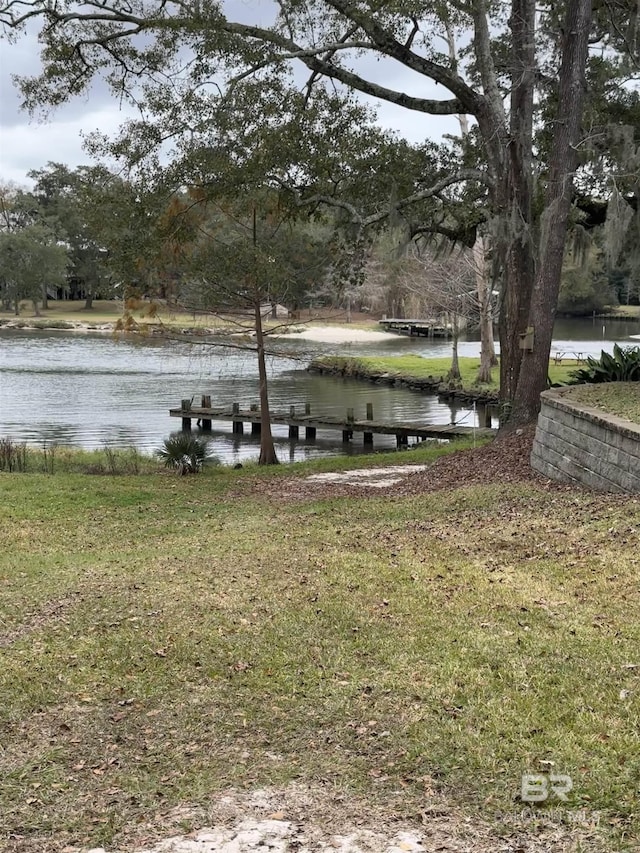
[[313, 354, 578, 391], [0, 448, 639, 851], [563, 382, 640, 424]]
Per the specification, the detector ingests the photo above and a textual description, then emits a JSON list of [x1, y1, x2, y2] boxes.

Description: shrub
[[0, 437, 28, 472], [570, 344, 640, 384], [156, 434, 208, 474]]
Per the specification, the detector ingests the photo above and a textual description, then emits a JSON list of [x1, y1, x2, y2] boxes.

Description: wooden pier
[[378, 318, 453, 338], [170, 397, 496, 448]]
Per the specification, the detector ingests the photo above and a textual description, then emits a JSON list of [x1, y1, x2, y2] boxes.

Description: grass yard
[[0, 448, 639, 851], [313, 354, 578, 392], [563, 382, 640, 424]]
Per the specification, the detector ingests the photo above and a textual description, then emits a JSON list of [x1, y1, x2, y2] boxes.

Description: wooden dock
[[170, 397, 496, 448], [379, 318, 453, 338]]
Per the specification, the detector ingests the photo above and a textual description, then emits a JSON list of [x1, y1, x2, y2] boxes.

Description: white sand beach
[[276, 325, 392, 343]]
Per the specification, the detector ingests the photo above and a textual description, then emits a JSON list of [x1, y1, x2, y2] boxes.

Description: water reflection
[[0, 318, 637, 462]]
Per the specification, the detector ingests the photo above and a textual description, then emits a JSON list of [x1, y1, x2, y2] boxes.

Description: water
[[0, 317, 637, 463]]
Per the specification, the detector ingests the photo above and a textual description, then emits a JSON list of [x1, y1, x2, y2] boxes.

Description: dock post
[[232, 402, 244, 434], [343, 407, 354, 442], [364, 403, 374, 446], [181, 398, 192, 431], [289, 405, 299, 440], [200, 395, 212, 430], [396, 433, 408, 449], [477, 404, 492, 429], [304, 402, 316, 439], [250, 403, 261, 435]]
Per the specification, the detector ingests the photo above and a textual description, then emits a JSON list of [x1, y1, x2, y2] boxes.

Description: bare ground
[[50, 783, 608, 853], [231, 426, 572, 503]]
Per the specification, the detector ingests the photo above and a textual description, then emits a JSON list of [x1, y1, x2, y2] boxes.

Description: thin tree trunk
[[253, 296, 279, 465], [445, 22, 496, 385], [511, 0, 592, 425], [448, 314, 461, 381], [473, 235, 497, 383]]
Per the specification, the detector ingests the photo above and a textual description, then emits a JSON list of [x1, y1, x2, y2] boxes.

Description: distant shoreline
[[0, 317, 398, 344]]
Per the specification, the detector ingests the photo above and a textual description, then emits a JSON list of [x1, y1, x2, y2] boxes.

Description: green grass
[[0, 450, 639, 850], [562, 382, 640, 423], [314, 355, 577, 392]]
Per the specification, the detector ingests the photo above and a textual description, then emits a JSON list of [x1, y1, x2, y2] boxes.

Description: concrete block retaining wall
[[531, 388, 640, 493]]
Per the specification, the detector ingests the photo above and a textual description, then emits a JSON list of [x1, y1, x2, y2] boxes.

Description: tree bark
[[473, 235, 497, 383], [510, 0, 592, 425], [253, 296, 279, 465], [497, 0, 536, 413]]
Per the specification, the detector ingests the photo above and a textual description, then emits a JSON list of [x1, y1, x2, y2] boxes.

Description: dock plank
[[169, 406, 496, 442]]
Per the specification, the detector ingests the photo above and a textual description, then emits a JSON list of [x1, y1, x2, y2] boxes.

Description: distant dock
[[378, 318, 453, 338], [170, 397, 496, 449]]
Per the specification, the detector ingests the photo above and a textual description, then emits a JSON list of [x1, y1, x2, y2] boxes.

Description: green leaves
[[155, 434, 209, 474], [570, 344, 640, 383]]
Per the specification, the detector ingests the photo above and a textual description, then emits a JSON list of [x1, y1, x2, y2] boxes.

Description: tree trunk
[[473, 235, 497, 383], [32, 299, 41, 317], [510, 0, 592, 425], [253, 297, 279, 465], [41, 283, 48, 310], [444, 19, 497, 387], [497, 0, 536, 415], [448, 314, 461, 381], [84, 290, 94, 310]]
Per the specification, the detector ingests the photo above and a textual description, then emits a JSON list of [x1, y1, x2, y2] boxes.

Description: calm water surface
[[0, 317, 636, 463]]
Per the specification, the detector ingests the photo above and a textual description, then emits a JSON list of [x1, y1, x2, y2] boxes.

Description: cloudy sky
[[0, 15, 460, 188]]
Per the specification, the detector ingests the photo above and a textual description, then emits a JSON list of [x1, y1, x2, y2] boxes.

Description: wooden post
[[396, 433, 408, 448], [289, 405, 299, 439], [232, 402, 244, 434], [343, 407, 354, 442], [364, 403, 374, 446], [477, 404, 492, 429], [250, 403, 261, 435], [181, 398, 192, 430], [304, 403, 316, 439], [200, 394, 212, 430]]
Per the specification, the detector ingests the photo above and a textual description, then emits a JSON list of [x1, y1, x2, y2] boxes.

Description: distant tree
[[404, 245, 494, 383], [558, 245, 615, 316], [0, 224, 69, 314], [28, 163, 115, 308]]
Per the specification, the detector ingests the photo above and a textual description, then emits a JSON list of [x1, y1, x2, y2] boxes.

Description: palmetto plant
[[156, 434, 208, 474], [570, 344, 640, 384]]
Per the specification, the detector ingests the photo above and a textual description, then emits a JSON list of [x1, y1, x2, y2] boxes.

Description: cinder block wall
[[530, 388, 640, 493]]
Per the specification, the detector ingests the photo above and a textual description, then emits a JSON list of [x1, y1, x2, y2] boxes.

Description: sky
[[0, 13, 460, 189]]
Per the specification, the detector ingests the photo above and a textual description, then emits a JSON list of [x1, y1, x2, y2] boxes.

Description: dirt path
[[80, 784, 607, 853]]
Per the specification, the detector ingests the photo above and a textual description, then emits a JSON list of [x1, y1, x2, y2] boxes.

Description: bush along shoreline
[[307, 355, 500, 405]]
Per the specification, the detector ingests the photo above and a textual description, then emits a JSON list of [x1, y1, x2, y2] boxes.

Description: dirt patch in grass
[[6, 783, 608, 853], [0, 593, 84, 648], [231, 426, 565, 502]]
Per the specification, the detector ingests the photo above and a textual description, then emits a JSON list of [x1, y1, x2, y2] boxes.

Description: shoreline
[[0, 318, 398, 344]]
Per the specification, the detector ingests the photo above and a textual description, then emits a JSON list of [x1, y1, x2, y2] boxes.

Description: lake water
[[0, 316, 637, 463]]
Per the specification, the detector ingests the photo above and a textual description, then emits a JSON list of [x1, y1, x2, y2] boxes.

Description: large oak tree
[[2, 0, 636, 423]]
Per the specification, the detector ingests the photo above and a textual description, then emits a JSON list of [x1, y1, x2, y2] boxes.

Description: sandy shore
[[0, 318, 396, 344], [276, 325, 392, 343]]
